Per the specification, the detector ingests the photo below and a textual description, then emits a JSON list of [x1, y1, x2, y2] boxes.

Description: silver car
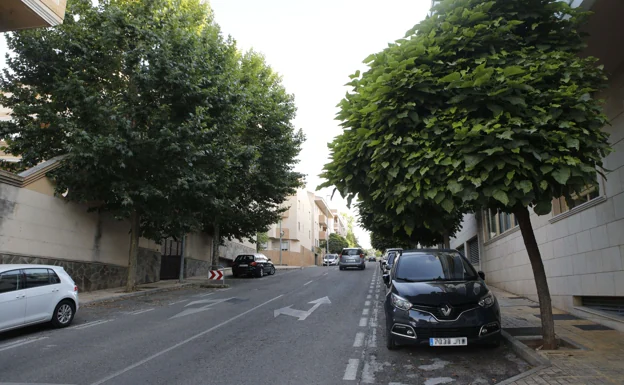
[[339, 248, 366, 270], [323, 254, 339, 266]]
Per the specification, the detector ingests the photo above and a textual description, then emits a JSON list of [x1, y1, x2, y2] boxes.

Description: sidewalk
[[80, 265, 309, 305], [493, 286, 624, 385]]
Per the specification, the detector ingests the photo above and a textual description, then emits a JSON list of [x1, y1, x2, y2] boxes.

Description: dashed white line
[[364, 300, 371, 306], [359, 317, 368, 327], [343, 359, 360, 380], [362, 361, 374, 383], [368, 328, 377, 348], [129, 308, 154, 315], [0, 337, 48, 352], [72, 319, 114, 330], [304, 280, 314, 286], [353, 332, 365, 347], [362, 308, 370, 316]]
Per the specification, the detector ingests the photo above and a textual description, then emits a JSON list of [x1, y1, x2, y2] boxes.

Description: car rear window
[[395, 252, 478, 282], [235, 255, 255, 263], [342, 249, 361, 256]]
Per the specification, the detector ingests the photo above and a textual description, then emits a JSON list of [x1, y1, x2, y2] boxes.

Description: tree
[[370, 232, 414, 252], [328, 233, 349, 254], [322, 0, 609, 349], [256, 232, 269, 252], [341, 211, 361, 248]]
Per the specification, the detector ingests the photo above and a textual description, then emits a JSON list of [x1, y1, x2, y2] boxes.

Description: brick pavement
[[492, 287, 624, 385]]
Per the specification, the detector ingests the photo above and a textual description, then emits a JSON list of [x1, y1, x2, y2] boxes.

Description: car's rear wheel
[[339, 266, 344, 271], [269, 266, 276, 275], [52, 300, 75, 328]]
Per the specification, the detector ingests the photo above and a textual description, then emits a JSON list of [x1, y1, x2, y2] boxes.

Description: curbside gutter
[[495, 330, 551, 385], [81, 283, 196, 306]]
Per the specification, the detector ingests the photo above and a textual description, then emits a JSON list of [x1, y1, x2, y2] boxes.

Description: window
[[281, 241, 289, 251], [0, 270, 21, 294], [552, 184, 601, 216], [25, 269, 51, 288], [49, 270, 61, 284], [467, 237, 479, 265], [483, 209, 518, 241], [308, 230, 310, 238]]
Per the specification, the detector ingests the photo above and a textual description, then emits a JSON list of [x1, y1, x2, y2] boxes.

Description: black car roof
[[401, 249, 459, 254]]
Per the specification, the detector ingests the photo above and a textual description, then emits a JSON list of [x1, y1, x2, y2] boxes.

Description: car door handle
[[16, 294, 25, 299], [52, 289, 59, 293]]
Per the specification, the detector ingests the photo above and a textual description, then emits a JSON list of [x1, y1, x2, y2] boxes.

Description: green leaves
[[493, 190, 509, 205], [552, 167, 571, 185]]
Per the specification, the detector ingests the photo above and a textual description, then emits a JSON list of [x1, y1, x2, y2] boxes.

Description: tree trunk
[[443, 232, 450, 249], [211, 223, 220, 269], [126, 210, 140, 292], [514, 206, 557, 349], [178, 233, 186, 283]]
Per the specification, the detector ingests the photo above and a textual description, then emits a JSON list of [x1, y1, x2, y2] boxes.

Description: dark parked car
[[381, 248, 402, 270], [232, 254, 276, 278], [339, 248, 366, 270], [368, 256, 376, 262], [383, 251, 399, 273], [383, 249, 501, 350]]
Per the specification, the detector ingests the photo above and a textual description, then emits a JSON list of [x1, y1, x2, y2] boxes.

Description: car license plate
[[348, 259, 355, 262], [239, 264, 248, 267], [429, 337, 467, 346]]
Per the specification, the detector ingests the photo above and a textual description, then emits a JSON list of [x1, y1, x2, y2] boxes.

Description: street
[[0, 263, 528, 385]]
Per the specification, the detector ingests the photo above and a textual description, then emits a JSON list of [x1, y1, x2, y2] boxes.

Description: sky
[[0, 0, 431, 249]]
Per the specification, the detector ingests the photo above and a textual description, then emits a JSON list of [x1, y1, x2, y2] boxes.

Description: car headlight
[[478, 292, 495, 308], [391, 293, 412, 311]]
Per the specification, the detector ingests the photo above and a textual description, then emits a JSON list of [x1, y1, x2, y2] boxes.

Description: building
[[451, 0, 624, 321], [331, 209, 348, 238], [315, 196, 333, 253], [1, 0, 67, 32]]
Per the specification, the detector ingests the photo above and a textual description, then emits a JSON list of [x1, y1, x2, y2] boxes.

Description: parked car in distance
[[232, 254, 276, 278], [368, 256, 376, 262], [323, 254, 339, 266], [339, 248, 366, 270], [0, 264, 79, 333], [383, 249, 501, 350], [384, 251, 399, 273], [381, 248, 402, 269]]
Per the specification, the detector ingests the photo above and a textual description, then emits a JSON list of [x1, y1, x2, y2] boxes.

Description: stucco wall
[[481, 62, 624, 311]]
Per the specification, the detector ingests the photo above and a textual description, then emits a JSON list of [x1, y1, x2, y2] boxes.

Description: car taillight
[[251, 262, 257, 266], [360, 254, 365, 259], [74, 286, 78, 292]]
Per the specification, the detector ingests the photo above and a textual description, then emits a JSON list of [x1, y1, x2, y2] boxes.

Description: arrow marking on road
[[169, 298, 232, 319], [274, 296, 331, 321]]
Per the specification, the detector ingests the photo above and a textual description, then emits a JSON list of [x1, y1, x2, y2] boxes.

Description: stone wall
[[184, 257, 210, 278], [136, 247, 161, 285]]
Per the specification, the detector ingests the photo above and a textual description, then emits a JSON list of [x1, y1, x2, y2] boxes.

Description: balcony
[[319, 231, 327, 240], [319, 214, 327, 226], [0, 0, 67, 32]]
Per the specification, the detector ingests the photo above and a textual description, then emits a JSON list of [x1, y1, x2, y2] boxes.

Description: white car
[[0, 264, 79, 333], [323, 254, 339, 266]]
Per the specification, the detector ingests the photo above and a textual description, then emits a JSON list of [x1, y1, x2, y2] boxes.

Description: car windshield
[[235, 255, 254, 263], [342, 249, 360, 256], [395, 252, 478, 282]]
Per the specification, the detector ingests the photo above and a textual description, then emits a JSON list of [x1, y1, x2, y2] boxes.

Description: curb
[[81, 283, 196, 306], [495, 330, 551, 385]]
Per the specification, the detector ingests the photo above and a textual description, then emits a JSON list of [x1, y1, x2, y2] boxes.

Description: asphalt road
[[0, 263, 529, 385]]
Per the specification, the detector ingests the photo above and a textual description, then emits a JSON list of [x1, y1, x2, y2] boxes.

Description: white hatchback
[[0, 264, 79, 333]]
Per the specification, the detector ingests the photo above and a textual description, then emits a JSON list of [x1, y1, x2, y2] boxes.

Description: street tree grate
[[508, 296, 526, 300], [534, 314, 581, 320], [574, 324, 614, 331]]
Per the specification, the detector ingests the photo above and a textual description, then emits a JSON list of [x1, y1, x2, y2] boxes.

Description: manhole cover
[[504, 327, 542, 336], [534, 314, 580, 320], [574, 324, 614, 331]]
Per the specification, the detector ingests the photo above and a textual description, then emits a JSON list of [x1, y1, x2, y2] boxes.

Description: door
[[23, 268, 57, 323], [0, 269, 26, 331]]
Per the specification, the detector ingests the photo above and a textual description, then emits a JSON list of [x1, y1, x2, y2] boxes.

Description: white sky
[[0, 0, 431, 249]]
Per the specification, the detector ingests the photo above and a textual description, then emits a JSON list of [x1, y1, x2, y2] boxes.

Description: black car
[[232, 254, 276, 278], [382, 249, 501, 350]]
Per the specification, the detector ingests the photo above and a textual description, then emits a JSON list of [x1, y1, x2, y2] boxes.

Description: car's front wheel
[[386, 325, 399, 350], [269, 266, 276, 275], [52, 300, 75, 328]]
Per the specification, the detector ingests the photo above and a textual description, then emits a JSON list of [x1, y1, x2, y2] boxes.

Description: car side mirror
[[382, 274, 390, 286], [268, 258, 272, 262], [478, 271, 485, 280]]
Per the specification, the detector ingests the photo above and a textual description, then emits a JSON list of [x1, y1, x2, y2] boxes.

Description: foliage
[[256, 232, 269, 252], [328, 233, 349, 254], [319, 239, 328, 250], [341, 211, 361, 247], [370, 232, 414, 252]]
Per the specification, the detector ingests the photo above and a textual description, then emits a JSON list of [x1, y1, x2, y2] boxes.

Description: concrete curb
[[81, 283, 196, 306], [495, 330, 551, 384]]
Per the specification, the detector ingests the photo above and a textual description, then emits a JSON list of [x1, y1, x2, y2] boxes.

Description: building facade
[[1, 0, 67, 32], [331, 209, 348, 238], [451, 0, 624, 320]]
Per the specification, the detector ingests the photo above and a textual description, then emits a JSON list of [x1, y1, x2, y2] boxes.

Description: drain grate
[[573, 324, 614, 331], [504, 327, 543, 336], [534, 314, 581, 321]]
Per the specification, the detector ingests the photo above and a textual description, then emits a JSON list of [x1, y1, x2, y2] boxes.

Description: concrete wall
[[264, 246, 317, 267], [478, 61, 624, 312]]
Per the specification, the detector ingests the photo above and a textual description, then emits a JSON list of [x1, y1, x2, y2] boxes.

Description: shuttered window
[[583, 296, 624, 316], [468, 237, 479, 266]]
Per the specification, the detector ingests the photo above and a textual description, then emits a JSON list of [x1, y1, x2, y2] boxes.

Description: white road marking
[[343, 359, 360, 381], [353, 332, 365, 347], [0, 337, 48, 352], [193, 292, 216, 298], [323, 272, 329, 276], [168, 299, 189, 306], [368, 290, 372, 295], [364, 300, 371, 306], [359, 317, 368, 327], [89, 295, 284, 385], [362, 308, 370, 316], [303, 280, 313, 286], [128, 308, 154, 315], [362, 361, 374, 383], [274, 297, 331, 321], [71, 319, 114, 330]]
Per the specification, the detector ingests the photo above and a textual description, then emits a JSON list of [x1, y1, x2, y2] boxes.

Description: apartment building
[[451, 0, 624, 322], [331, 209, 348, 238], [1, 0, 67, 32]]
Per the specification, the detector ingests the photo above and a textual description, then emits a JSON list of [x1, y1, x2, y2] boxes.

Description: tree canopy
[[328, 233, 349, 254], [321, 0, 610, 349]]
